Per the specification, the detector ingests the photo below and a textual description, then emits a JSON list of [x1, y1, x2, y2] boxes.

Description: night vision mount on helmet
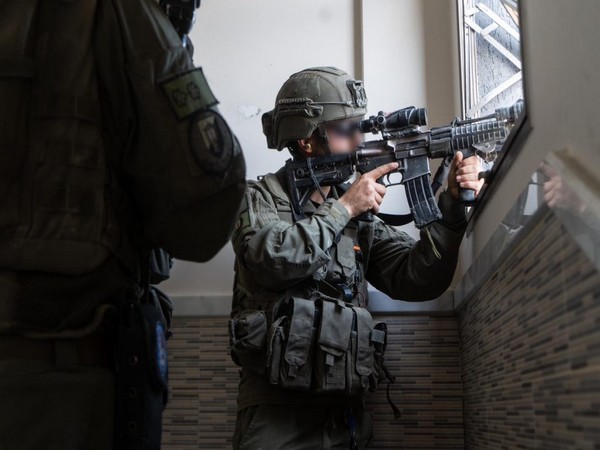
[[262, 67, 368, 151]]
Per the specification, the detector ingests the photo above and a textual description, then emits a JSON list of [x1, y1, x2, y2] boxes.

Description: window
[[458, 0, 523, 117], [457, 0, 529, 229]]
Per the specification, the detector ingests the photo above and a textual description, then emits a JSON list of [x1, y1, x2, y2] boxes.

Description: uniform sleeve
[[94, 0, 246, 261], [232, 186, 351, 291], [366, 191, 467, 301]]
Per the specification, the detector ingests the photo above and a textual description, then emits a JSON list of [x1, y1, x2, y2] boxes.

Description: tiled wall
[[366, 316, 464, 450], [162, 315, 464, 449], [162, 317, 239, 450], [458, 210, 600, 449]]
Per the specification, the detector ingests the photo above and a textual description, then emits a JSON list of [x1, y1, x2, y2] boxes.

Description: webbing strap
[[386, 381, 401, 420], [261, 173, 295, 223]]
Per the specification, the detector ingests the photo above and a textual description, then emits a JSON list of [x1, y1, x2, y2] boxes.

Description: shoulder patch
[[189, 109, 234, 175], [161, 68, 218, 120]]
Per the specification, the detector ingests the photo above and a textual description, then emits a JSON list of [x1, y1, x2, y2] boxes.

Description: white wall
[[162, 0, 460, 302]]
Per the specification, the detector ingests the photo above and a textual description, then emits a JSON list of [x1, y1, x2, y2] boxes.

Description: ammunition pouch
[[114, 301, 169, 450], [313, 299, 374, 395], [229, 296, 388, 396], [229, 310, 269, 375], [267, 297, 316, 390]]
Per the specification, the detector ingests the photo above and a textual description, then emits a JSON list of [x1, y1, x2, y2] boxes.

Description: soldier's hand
[[448, 151, 485, 200], [339, 162, 399, 218]]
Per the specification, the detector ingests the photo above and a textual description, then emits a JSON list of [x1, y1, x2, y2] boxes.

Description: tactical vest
[[258, 172, 370, 306], [229, 173, 390, 397], [0, 0, 133, 275]]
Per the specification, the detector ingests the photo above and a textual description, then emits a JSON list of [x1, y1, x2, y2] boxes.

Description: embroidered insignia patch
[[161, 68, 218, 120], [189, 110, 234, 175]]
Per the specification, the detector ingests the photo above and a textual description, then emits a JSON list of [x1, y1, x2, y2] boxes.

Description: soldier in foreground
[[0, 1, 245, 449]]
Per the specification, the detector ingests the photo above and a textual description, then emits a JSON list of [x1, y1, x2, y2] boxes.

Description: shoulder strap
[[258, 172, 295, 224], [261, 172, 290, 205]]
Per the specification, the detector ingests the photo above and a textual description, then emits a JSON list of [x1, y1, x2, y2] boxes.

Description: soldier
[[0, 1, 245, 449], [229, 67, 482, 449]]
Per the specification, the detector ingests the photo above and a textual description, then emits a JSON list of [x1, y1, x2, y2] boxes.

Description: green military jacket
[[231, 168, 467, 410], [0, 0, 244, 334]]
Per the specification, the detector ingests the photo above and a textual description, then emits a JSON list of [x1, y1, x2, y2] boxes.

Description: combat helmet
[[262, 67, 368, 151]]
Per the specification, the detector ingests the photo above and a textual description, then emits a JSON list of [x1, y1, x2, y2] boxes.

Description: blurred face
[[322, 118, 364, 155], [301, 118, 363, 157]]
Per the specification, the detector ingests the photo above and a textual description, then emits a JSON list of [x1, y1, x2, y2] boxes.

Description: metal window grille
[[458, 0, 523, 119]]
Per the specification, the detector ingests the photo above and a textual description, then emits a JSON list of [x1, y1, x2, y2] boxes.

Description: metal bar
[[500, 0, 520, 26], [465, 16, 521, 69], [481, 23, 499, 37], [476, 2, 520, 41], [467, 72, 522, 117]]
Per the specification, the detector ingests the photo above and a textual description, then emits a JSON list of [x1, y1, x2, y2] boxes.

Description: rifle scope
[[358, 106, 428, 134]]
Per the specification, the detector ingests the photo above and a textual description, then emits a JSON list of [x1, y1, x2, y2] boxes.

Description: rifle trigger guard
[[382, 173, 402, 188]]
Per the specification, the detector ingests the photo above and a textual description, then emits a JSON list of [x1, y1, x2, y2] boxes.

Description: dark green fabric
[[0, 359, 115, 450], [233, 404, 373, 450], [0, 0, 245, 277], [0, 0, 117, 275], [94, 0, 246, 263]]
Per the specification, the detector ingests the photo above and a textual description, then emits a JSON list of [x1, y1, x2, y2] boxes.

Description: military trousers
[[233, 403, 373, 450], [0, 336, 115, 450]]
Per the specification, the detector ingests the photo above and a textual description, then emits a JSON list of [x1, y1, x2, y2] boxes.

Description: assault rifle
[[283, 100, 524, 228]]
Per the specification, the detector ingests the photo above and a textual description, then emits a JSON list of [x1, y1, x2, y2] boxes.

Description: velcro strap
[[318, 299, 353, 356], [0, 58, 35, 78], [283, 297, 315, 371]]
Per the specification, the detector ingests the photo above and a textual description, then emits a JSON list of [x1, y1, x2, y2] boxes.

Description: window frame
[[455, 0, 531, 234]]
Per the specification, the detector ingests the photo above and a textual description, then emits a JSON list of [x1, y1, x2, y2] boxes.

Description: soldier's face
[[323, 118, 363, 155]]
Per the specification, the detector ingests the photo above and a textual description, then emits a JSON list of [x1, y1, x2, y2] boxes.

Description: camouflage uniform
[[231, 168, 467, 449]]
